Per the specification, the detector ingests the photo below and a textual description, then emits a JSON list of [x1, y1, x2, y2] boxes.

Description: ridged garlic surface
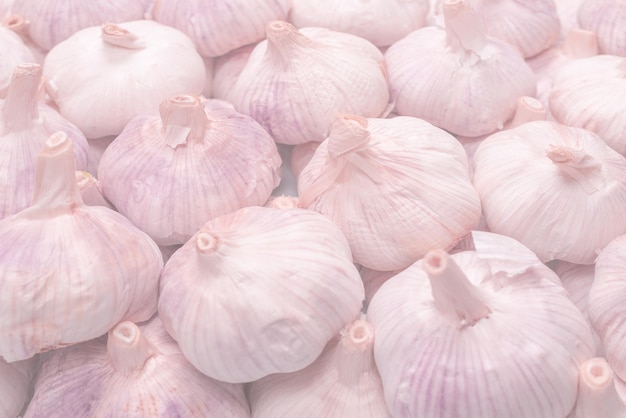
[[248, 318, 392, 418], [386, 0, 536, 137], [0, 357, 37, 418], [0, 132, 163, 362], [0, 63, 89, 220], [11, 0, 150, 51], [578, 0, 626, 56], [224, 21, 389, 145], [368, 232, 595, 418], [158, 206, 365, 383], [298, 115, 481, 271], [570, 358, 626, 418], [24, 317, 250, 418], [549, 55, 626, 157], [212, 44, 254, 101], [289, 0, 430, 47], [0, 25, 34, 98], [473, 121, 626, 264], [43, 20, 205, 138], [98, 96, 281, 246], [150, 0, 290, 57]]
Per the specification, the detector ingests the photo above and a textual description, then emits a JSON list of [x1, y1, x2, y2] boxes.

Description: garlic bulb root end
[[101, 23, 146, 49], [107, 321, 158, 375], [196, 232, 219, 255]]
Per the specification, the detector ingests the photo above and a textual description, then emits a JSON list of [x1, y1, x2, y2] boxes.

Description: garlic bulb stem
[[443, 0, 487, 54], [3, 63, 41, 131], [267, 195, 299, 209], [3, 14, 27, 34], [337, 319, 376, 385], [265, 21, 313, 64], [575, 358, 626, 417], [101, 23, 145, 49], [509, 97, 547, 128], [159, 95, 207, 148], [546, 145, 605, 194], [107, 321, 157, 375], [328, 115, 371, 158], [29, 132, 84, 214], [564, 29, 598, 59], [424, 250, 490, 326]]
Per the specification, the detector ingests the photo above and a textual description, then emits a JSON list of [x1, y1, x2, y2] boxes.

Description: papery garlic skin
[[225, 21, 389, 145], [98, 96, 282, 246], [212, 44, 254, 101], [571, 358, 626, 418], [578, 0, 626, 56], [158, 206, 365, 383], [151, 0, 290, 57], [11, 0, 150, 51], [75, 171, 114, 209], [0, 132, 163, 362], [0, 26, 35, 97], [386, 0, 536, 137], [289, 0, 429, 47], [24, 316, 250, 418], [43, 20, 206, 138], [368, 234, 595, 418], [0, 357, 37, 418], [3, 14, 46, 64], [473, 121, 626, 264], [248, 318, 392, 417]]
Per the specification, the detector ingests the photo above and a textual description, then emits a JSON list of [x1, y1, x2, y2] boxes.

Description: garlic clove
[[571, 358, 626, 418]]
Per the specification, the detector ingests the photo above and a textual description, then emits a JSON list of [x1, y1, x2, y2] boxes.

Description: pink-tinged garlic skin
[[298, 115, 481, 271], [248, 318, 392, 417], [289, 0, 430, 47], [212, 44, 255, 101], [225, 21, 390, 145], [291, 141, 320, 179], [43, 20, 206, 138], [0, 63, 89, 220], [11, 0, 149, 51], [158, 206, 365, 383], [98, 96, 282, 246], [588, 235, 626, 384], [368, 234, 595, 418], [550, 55, 626, 157], [85, 135, 115, 176], [264, 194, 299, 209], [360, 267, 397, 308], [570, 358, 626, 418], [151, 0, 290, 57], [0, 26, 35, 97], [0, 132, 163, 362], [473, 121, 626, 264], [555, 0, 585, 37], [0, 357, 37, 418], [578, 0, 626, 56], [3, 14, 46, 64], [24, 316, 250, 418], [75, 171, 114, 210], [386, 0, 536, 137]]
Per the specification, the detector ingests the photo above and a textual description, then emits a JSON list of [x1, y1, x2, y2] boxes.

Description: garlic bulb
[[578, 0, 626, 56], [386, 0, 536, 137], [0, 132, 163, 362], [158, 206, 365, 383], [151, 0, 290, 57], [368, 233, 595, 418], [265, 194, 299, 209], [212, 44, 254, 101], [0, 63, 89, 220], [225, 21, 389, 145], [0, 25, 34, 97], [43, 20, 206, 138], [473, 121, 626, 264], [570, 358, 626, 418], [3, 14, 46, 64], [298, 114, 481, 271], [288, 0, 430, 47], [549, 55, 626, 157], [0, 357, 37, 418], [75, 171, 114, 209], [98, 95, 282, 246], [248, 318, 392, 417], [291, 141, 320, 179], [25, 316, 250, 418]]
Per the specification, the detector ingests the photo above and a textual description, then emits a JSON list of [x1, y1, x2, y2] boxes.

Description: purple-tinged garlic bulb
[[0, 357, 37, 418], [98, 95, 281, 246], [577, 0, 626, 56], [248, 317, 392, 417], [368, 232, 595, 418], [473, 121, 626, 264], [224, 21, 389, 145], [0, 63, 89, 220], [24, 316, 250, 418], [385, 0, 536, 137], [158, 206, 365, 383], [0, 132, 163, 362], [43, 20, 205, 138], [299, 115, 481, 271], [570, 358, 626, 418]]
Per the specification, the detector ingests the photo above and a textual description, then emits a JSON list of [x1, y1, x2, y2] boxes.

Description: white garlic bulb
[[158, 206, 365, 383], [0, 25, 34, 97], [578, 0, 626, 56]]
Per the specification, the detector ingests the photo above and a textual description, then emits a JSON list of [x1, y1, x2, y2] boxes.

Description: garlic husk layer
[[385, 0, 536, 137], [0, 132, 163, 362], [0, 357, 37, 418], [43, 20, 206, 138], [97, 96, 282, 246], [367, 232, 595, 418], [288, 0, 430, 47], [0, 25, 34, 98], [24, 316, 250, 418], [473, 120, 626, 264], [298, 115, 481, 271], [577, 0, 626, 56], [224, 21, 389, 145], [158, 206, 365, 383], [570, 358, 626, 418], [248, 318, 392, 417]]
